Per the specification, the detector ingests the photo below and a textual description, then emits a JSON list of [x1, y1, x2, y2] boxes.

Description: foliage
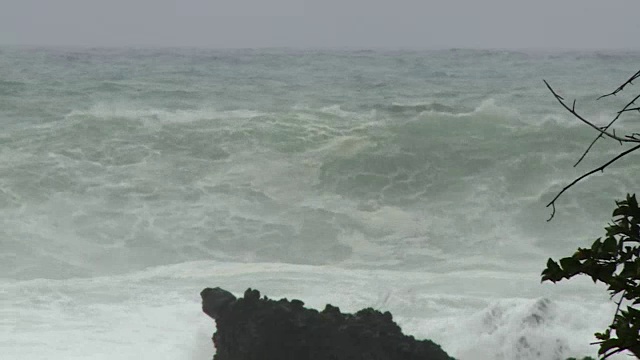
[[543, 194, 640, 358], [543, 67, 640, 358]]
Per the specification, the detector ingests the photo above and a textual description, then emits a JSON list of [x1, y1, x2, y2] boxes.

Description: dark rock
[[200, 287, 237, 320], [201, 287, 455, 360]]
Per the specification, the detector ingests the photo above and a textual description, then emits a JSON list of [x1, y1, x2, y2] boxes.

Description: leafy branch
[[543, 195, 640, 358]]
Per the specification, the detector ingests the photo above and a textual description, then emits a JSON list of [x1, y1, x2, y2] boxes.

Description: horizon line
[[2, 43, 640, 53]]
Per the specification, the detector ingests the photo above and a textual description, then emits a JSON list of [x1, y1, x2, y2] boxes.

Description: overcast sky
[[1, 0, 639, 49]]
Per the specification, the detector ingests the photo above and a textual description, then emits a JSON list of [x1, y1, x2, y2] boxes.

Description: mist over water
[[2, 47, 640, 359]]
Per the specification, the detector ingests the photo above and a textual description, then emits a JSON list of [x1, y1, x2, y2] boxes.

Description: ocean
[[2, 47, 640, 359]]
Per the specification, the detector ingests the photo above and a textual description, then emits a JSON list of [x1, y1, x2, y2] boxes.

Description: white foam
[[1, 261, 626, 360], [65, 103, 265, 126]]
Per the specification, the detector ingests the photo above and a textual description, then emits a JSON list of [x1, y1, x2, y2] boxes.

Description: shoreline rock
[[201, 287, 456, 360]]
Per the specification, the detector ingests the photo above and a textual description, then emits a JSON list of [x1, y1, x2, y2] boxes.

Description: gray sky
[[1, 0, 639, 49]]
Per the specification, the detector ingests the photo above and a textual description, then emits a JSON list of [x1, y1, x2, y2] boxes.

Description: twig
[[543, 80, 639, 144], [608, 289, 627, 325], [601, 347, 626, 359], [546, 143, 640, 221], [598, 69, 640, 99], [618, 106, 640, 114], [574, 93, 640, 167], [574, 72, 640, 166]]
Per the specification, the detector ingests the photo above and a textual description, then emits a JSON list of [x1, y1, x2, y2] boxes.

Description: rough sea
[[2, 47, 640, 359]]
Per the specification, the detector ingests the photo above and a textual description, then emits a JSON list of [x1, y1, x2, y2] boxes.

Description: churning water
[[2, 47, 640, 359]]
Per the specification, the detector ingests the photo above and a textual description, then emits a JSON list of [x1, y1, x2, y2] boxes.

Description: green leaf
[[598, 338, 622, 354], [542, 258, 564, 282], [595, 329, 611, 340], [560, 257, 582, 276], [613, 206, 627, 217], [619, 261, 637, 278], [625, 306, 640, 319], [591, 239, 603, 253], [602, 236, 618, 255]]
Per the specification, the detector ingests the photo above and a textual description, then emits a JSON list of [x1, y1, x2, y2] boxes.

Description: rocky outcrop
[[200, 287, 455, 360]]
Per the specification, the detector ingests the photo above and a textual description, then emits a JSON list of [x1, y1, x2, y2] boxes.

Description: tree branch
[[546, 143, 640, 221], [544, 73, 640, 221], [543, 80, 639, 144], [574, 71, 640, 167], [598, 69, 640, 99], [574, 92, 640, 167]]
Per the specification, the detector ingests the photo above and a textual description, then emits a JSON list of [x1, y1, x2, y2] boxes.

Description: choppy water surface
[[2, 47, 640, 359]]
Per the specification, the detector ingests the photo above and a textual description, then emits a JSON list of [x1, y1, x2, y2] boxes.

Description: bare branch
[[547, 202, 556, 222], [598, 69, 640, 99], [574, 135, 604, 167], [544, 83, 640, 167], [543, 80, 639, 144], [546, 143, 640, 221], [619, 106, 640, 114], [573, 88, 640, 167]]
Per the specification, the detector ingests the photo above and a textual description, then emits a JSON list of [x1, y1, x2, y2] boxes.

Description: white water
[[3, 47, 640, 359], [2, 261, 618, 359]]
